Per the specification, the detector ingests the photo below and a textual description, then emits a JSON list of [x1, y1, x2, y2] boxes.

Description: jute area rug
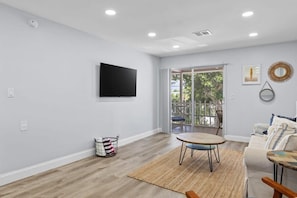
[[128, 147, 245, 198]]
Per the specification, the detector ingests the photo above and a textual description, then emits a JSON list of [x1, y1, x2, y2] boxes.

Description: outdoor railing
[[172, 101, 221, 127]]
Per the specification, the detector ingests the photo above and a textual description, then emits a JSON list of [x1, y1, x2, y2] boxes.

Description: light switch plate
[[8, 88, 15, 98], [20, 120, 28, 131]]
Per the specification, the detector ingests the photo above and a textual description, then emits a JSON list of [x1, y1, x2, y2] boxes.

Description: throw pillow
[[265, 116, 297, 149], [269, 113, 297, 125], [274, 134, 297, 150], [267, 116, 297, 137]]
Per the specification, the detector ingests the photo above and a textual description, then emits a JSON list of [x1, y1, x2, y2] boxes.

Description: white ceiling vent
[[193, 30, 212, 37]]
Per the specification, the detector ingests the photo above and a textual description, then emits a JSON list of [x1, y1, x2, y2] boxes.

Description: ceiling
[[1, 0, 297, 57]]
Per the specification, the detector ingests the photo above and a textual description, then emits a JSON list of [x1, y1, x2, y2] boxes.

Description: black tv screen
[[100, 63, 137, 97]]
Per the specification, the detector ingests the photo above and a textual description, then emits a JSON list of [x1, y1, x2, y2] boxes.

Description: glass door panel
[[193, 71, 223, 127], [171, 67, 223, 133], [171, 70, 192, 132]]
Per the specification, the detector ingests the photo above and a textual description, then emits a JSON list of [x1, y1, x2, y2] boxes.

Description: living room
[[1, 1, 297, 197]]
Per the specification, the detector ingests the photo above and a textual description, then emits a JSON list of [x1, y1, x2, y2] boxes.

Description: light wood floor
[[0, 133, 247, 198]]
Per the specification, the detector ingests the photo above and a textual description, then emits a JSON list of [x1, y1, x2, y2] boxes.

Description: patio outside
[[171, 67, 223, 132]]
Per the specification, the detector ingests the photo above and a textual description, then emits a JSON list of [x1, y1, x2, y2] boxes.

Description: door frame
[[169, 65, 226, 134]]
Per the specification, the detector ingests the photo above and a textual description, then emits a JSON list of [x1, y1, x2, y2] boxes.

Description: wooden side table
[[267, 150, 297, 184]]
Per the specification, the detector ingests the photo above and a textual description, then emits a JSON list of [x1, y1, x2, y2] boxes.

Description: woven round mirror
[[268, 61, 293, 82]]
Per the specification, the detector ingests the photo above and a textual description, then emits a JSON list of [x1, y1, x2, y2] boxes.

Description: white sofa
[[243, 116, 297, 198]]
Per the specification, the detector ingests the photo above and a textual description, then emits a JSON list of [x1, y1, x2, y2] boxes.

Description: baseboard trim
[[224, 135, 250, 143], [0, 148, 94, 187], [118, 128, 161, 147], [0, 128, 161, 187]]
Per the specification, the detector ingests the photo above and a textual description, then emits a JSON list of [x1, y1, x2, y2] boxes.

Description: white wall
[[160, 42, 297, 139], [0, 4, 160, 175]]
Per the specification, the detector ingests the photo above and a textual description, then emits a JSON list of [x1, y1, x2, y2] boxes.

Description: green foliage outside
[[171, 71, 223, 103], [171, 71, 223, 126]]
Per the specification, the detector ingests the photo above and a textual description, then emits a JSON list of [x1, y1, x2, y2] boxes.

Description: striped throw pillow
[[265, 116, 297, 149]]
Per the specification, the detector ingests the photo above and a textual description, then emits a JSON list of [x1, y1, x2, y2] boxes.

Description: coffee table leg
[[207, 145, 221, 172], [213, 145, 220, 163], [179, 142, 188, 165], [207, 146, 213, 172]]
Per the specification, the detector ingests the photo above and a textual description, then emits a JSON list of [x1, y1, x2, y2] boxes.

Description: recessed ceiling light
[[172, 45, 180, 49], [249, 32, 258, 37], [105, 9, 116, 16], [148, 32, 156, 38], [193, 30, 212, 37], [242, 11, 254, 18]]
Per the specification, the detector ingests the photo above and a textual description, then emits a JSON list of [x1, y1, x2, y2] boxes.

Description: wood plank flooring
[[0, 133, 247, 198]]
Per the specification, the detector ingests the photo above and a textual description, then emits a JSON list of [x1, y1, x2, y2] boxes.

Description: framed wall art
[[242, 65, 261, 85]]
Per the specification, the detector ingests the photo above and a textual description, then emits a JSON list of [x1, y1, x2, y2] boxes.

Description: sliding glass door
[[171, 66, 223, 133]]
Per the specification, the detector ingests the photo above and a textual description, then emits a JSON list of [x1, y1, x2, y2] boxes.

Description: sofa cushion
[[265, 116, 297, 149], [248, 135, 267, 149]]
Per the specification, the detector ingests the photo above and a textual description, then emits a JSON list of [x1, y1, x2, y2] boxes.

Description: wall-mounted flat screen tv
[[100, 63, 137, 97]]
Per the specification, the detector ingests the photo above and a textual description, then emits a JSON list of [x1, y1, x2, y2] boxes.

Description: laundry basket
[[94, 136, 119, 157]]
